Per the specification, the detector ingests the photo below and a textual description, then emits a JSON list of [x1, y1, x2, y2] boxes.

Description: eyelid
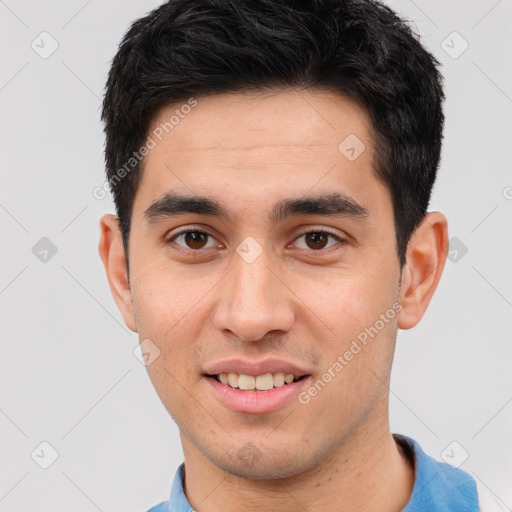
[[293, 226, 345, 239]]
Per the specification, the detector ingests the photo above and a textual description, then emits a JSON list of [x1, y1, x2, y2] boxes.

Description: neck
[[181, 421, 415, 512]]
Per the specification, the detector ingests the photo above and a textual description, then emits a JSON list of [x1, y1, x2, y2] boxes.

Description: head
[[99, 0, 448, 480]]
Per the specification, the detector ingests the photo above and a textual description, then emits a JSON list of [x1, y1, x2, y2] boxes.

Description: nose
[[213, 247, 295, 343]]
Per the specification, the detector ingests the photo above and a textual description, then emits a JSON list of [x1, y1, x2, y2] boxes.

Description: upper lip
[[203, 358, 311, 377]]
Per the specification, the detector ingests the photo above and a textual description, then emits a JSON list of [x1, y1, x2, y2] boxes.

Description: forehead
[[134, 88, 386, 219], [148, 87, 371, 155]]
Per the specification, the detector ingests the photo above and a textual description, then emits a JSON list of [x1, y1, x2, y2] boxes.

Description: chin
[[217, 459, 302, 480], [205, 444, 320, 481]]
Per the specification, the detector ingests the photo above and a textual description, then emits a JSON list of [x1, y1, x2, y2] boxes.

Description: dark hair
[[101, 0, 445, 269]]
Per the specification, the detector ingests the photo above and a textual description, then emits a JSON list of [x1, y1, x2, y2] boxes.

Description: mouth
[[206, 372, 310, 391], [201, 358, 313, 413], [204, 371, 312, 414]]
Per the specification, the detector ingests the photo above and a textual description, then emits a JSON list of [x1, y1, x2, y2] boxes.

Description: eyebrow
[[143, 191, 369, 225]]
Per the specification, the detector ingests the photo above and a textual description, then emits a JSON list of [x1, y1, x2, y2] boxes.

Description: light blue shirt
[[146, 434, 479, 511]]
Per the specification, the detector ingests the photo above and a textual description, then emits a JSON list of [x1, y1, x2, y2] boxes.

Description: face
[[120, 88, 405, 478]]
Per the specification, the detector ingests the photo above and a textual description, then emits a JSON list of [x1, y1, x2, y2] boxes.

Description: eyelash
[[165, 227, 347, 254]]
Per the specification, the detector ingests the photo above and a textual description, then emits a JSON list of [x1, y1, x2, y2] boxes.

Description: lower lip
[[204, 375, 312, 414]]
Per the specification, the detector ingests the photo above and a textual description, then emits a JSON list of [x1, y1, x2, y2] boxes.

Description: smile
[[212, 372, 306, 391]]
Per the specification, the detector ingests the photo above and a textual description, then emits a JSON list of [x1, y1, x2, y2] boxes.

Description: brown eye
[[168, 230, 216, 250], [184, 231, 209, 249], [305, 232, 329, 250], [293, 230, 343, 251]]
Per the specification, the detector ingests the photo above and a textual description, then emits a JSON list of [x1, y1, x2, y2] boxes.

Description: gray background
[[1, 0, 511, 510]]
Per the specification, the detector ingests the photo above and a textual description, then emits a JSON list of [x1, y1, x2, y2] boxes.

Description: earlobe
[[397, 212, 449, 330], [98, 214, 138, 332]]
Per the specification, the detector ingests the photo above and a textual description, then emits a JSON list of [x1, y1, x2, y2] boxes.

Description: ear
[[98, 214, 137, 332], [397, 212, 449, 330]]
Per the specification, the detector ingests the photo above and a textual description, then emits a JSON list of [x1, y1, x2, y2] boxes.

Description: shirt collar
[[168, 462, 189, 511], [394, 433, 478, 512]]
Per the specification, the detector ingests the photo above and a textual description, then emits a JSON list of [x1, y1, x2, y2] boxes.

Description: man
[[98, 0, 498, 510]]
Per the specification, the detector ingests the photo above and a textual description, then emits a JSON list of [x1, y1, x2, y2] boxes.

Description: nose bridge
[[233, 249, 275, 307], [213, 244, 294, 342]]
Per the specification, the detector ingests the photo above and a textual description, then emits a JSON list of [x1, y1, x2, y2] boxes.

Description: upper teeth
[[217, 372, 297, 390]]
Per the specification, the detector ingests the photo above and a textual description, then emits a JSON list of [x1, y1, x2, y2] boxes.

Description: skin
[[99, 88, 448, 512]]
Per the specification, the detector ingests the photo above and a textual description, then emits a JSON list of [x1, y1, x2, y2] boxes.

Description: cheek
[[130, 275, 197, 382], [290, 264, 400, 401], [291, 267, 398, 340], [130, 269, 208, 418], [130, 258, 208, 331]]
